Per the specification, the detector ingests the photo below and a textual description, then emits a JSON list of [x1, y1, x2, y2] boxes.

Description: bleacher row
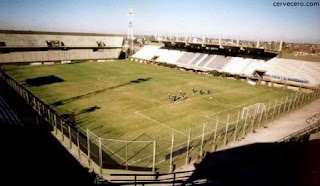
[[0, 49, 121, 63], [0, 96, 23, 126], [132, 45, 320, 85], [0, 33, 123, 47]]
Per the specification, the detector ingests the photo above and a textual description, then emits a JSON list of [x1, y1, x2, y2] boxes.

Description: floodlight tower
[[127, 8, 134, 56]]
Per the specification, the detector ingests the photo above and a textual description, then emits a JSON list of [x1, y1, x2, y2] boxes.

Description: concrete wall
[[0, 31, 123, 63], [0, 49, 122, 63], [0, 33, 123, 47]]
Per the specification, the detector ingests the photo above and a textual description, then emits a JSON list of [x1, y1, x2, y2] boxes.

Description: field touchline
[[135, 111, 188, 136]]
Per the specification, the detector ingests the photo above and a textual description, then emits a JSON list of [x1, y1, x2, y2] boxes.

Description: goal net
[[241, 103, 266, 120]]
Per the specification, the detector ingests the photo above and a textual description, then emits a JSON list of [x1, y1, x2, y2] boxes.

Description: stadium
[[1, 1, 320, 185]]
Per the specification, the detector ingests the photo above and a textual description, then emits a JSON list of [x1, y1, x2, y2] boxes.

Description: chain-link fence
[[1, 68, 319, 174]]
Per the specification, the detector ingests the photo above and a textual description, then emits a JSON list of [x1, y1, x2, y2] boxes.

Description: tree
[[210, 70, 220, 76]]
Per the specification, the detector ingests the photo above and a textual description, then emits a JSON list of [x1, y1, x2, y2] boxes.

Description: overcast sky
[[0, 0, 319, 43]]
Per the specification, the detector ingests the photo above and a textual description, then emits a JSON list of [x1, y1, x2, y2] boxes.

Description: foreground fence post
[[87, 129, 91, 167], [302, 92, 307, 105], [291, 92, 297, 111], [77, 132, 81, 158], [152, 140, 156, 173], [264, 100, 272, 127], [242, 112, 248, 138], [53, 113, 57, 135], [224, 115, 230, 146], [125, 141, 128, 171], [199, 123, 206, 159], [251, 107, 258, 133], [186, 129, 191, 165], [212, 119, 219, 152], [61, 119, 64, 141], [283, 96, 289, 113], [297, 92, 302, 108], [99, 137, 103, 174], [68, 126, 72, 149], [233, 111, 240, 141], [272, 99, 277, 122], [277, 97, 283, 117], [169, 133, 175, 173], [258, 108, 264, 129]]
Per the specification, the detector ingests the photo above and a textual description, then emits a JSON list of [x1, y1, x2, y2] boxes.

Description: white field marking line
[[206, 103, 247, 118], [128, 141, 187, 165], [87, 130, 126, 162], [205, 96, 272, 119], [135, 111, 188, 136], [135, 89, 236, 114], [134, 89, 236, 139]]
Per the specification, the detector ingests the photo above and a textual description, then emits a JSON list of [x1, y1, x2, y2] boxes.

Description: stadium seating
[[198, 55, 216, 67], [242, 59, 268, 76], [131, 45, 320, 85], [155, 49, 185, 63], [132, 45, 161, 60], [176, 52, 198, 65], [190, 53, 207, 66], [222, 57, 252, 74], [205, 55, 231, 70], [293, 61, 320, 85]]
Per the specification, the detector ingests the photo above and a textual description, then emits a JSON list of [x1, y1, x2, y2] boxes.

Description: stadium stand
[[293, 61, 320, 85], [222, 57, 252, 74], [156, 49, 185, 63], [132, 45, 161, 60], [198, 55, 216, 67], [131, 45, 320, 85], [0, 96, 23, 126], [176, 52, 198, 65], [205, 55, 231, 70], [0, 30, 123, 63], [190, 53, 206, 66], [242, 59, 268, 76], [266, 58, 301, 78]]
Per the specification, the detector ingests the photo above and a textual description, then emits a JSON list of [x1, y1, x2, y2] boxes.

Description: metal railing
[[278, 113, 320, 142]]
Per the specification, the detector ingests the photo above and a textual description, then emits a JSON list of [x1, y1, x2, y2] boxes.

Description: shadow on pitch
[[25, 75, 64, 87], [78, 106, 101, 114], [52, 77, 151, 107]]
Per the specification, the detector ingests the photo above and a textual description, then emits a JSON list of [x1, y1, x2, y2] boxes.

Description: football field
[[5, 60, 294, 169]]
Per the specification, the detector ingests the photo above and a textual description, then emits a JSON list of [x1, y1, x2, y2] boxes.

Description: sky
[[0, 0, 319, 43]]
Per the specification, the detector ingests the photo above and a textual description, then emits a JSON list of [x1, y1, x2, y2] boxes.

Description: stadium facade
[[0, 30, 123, 64]]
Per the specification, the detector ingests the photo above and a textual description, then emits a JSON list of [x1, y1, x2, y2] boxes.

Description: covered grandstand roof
[[158, 40, 275, 56]]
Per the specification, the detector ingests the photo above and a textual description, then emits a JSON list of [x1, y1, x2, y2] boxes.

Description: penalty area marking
[[205, 96, 273, 119], [135, 111, 188, 136], [206, 103, 248, 118], [134, 89, 236, 137]]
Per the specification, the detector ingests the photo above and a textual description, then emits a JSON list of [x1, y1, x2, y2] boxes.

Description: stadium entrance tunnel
[[25, 75, 64, 87]]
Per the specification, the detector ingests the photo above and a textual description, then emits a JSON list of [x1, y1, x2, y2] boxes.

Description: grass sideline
[[5, 60, 293, 169]]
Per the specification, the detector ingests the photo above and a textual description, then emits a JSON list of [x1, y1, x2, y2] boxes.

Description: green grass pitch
[[6, 60, 293, 169]]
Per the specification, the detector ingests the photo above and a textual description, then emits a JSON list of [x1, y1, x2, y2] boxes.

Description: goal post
[[241, 103, 267, 120]]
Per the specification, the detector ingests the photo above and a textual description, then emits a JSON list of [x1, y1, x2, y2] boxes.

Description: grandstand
[[207, 55, 231, 70], [132, 43, 320, 86], [0, 30, 123, 64]]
